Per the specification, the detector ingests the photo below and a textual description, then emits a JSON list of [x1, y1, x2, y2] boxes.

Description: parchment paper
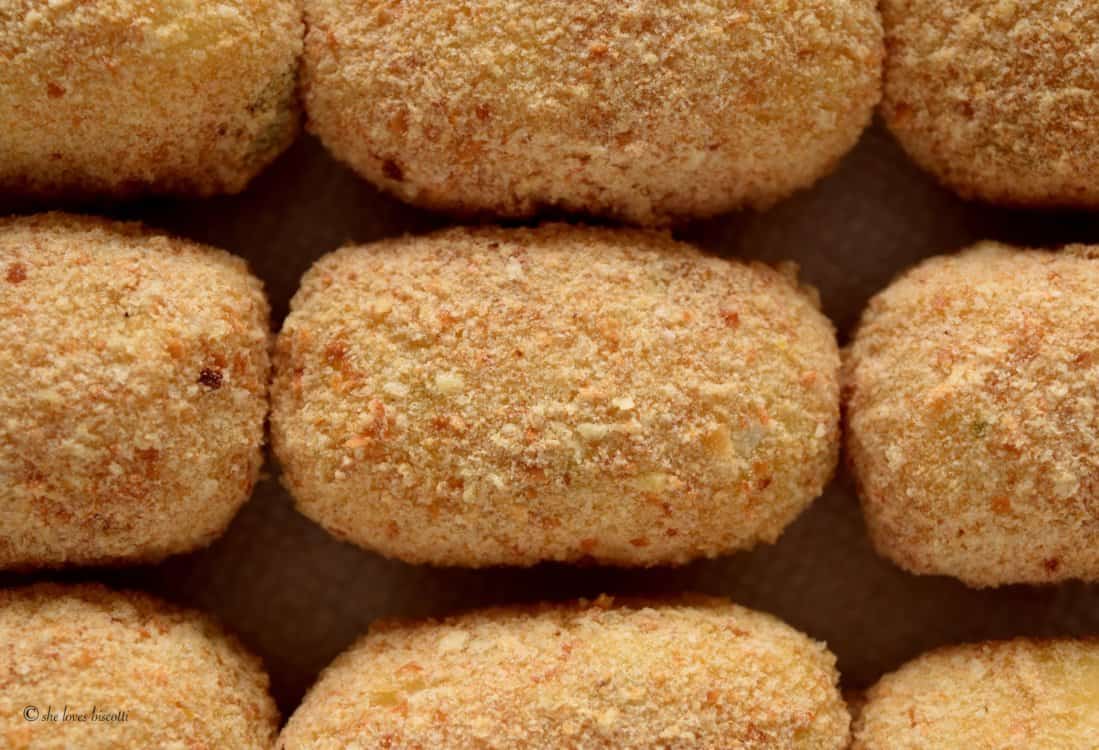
[[3, 122, 1098, 716]]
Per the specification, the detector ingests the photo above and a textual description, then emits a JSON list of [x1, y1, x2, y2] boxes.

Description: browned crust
[[845, 242, 1099, 587], [302, 0, 882, 225], [853, 637, 1099, 748], [881, 0, 1099, 207], [271, 224, 840, 567], [0, 583, 278, 749], [0, 212, 272, 569], [0, 0, 303, 198], [278, 595, 850, 749]]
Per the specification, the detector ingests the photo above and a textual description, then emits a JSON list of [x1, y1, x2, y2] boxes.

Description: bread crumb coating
[[881, 0, 1099, 207], [302, 0, 882, 225], [272, 224, 840, 567], [0, 0, 303, 198], [845, 243, 1099, 587], [0, 213, 271, 569], [278, 595, 850, 750], [0, 583, 278, 750], [853, 638, 1099, 749]]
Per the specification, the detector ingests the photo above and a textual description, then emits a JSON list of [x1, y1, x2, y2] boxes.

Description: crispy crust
[[845, 243, 1099, 587], [0, 583, 278, 749], [278, 595, 850, 749], [0, 213, 271, 569], [271, 224, 840, 566], [852, 638, 1099, 749], [302, 0, 882, 225], [881, 0, 1099, 207], [0, 0, 303, 198]]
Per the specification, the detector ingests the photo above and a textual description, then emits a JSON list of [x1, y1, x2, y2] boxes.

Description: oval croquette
[[302, 0, 883, 225], [271, 224, 840, 567], [881, 0, 1099, 207], [0, 0, 302, 198], [0, 583, 278, 750], [277, 595, 850, 750], [852, 638, 1099, 749], [845, 243, 1099, 587], [0, 213, 271, 569]]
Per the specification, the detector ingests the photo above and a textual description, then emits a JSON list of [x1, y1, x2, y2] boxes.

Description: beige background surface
[[2, 122, 1098, 716]]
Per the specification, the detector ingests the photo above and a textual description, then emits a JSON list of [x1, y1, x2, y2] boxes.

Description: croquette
[[0, 213, 271, 569], [852, 638, 1099, 749], [0, 583, 278, 750], [277, 595, 850, 750], [881, 0, 1099, 207], [0, 0, 302, 198], [845, 243, 1099, 587], [271, 224, 840, 567], [302, 0, 883, 225]]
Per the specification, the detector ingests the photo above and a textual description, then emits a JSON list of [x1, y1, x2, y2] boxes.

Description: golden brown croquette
[[271, 224, 840, 567], [0, 213, 271, 569], [881, 0, 1099, 207], [852, 638, 1099, 749], [845, 243, 1099, 587], [0, 0, 302, 198], [277, 595, 850, 750], [0, 583, 278, 749], [302, 0, 883, 225]]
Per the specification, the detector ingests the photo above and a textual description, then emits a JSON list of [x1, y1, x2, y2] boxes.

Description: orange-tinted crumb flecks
[[278, 595, 850, 750], [0, 213, 271, 569], [0, 1, 303, 198], [845, 243, 1099, 587], [271, 224, 840, 567], [302, 0, 882, 225], [881, 0, 1099, 207], [853, 638, 1099, 748], [0, 584, 278, 750]]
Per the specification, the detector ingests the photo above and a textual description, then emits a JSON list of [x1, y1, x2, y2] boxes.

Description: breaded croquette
[[271, 224, 840, 567], [852, 638, 1099, 749], [0, 0, 302, 198], [0, 584, 278, 750], [881, 0, 1099, 207], [845, 243, 1099, 587], [302, 0, 883, 225], [278, 595, 850, 750], [0, 213, 271, 569]]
